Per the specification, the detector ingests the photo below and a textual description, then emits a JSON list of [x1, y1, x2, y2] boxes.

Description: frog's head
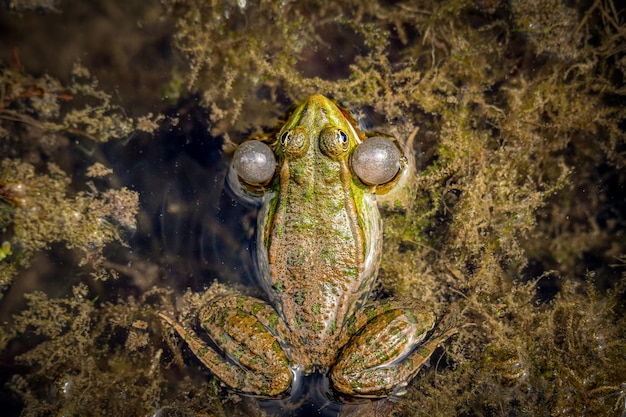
[[231, 95, 406, 197]]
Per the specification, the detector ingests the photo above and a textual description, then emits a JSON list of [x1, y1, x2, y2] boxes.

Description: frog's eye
[[279, 127, 308, 157], [320, 127, 350, 158], [232, 140, 276, 185], [351, 136, 402, 185], [338, 130, 348, 145]]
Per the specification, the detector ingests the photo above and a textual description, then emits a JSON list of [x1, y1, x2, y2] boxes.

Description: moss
[[398, 277, 626, 416], [1, 284, 228, 417], [0, 64, 154, 291], [1, 0, 626, 415]]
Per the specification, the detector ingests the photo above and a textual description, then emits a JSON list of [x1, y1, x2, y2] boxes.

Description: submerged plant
[[1, 0, 625, 416], [0, 63, 165, 292]]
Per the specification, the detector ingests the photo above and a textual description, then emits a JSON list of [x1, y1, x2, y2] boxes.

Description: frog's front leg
[[159, 294, 292, 397], [330, 301, 452, 398]]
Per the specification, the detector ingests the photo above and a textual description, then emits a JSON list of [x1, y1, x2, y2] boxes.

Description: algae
[[1, 0, 625, 416]]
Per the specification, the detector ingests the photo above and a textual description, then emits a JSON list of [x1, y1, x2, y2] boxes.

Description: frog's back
[[263, 142, 378, 370], [252, 94, 383, 371]]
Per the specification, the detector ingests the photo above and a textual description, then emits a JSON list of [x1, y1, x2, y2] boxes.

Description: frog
[[159, 94, 451, 398]]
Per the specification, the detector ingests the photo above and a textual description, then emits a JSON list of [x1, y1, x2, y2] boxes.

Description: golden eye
[[320, 127, 350, 158], [278, 127, 308, 157]]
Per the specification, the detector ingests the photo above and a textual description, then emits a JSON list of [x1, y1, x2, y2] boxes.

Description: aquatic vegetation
[[0, 64, 159, 292], [0, 0, 625, 416], [161, 0, 626, 414]]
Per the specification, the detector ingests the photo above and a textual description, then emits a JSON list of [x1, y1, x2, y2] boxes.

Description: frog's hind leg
[[329, 301, 455, 398], [159, 294, 293, 397]]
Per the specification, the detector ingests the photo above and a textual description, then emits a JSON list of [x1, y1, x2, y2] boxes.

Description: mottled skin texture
[[257, 94, 381, 371], [160, 95, 446, 398]]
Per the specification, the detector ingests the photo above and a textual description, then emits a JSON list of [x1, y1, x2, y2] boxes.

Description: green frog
[[159, 95, 447, 398]]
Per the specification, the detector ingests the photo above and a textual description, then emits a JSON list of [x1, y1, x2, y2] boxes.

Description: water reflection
[[256, 372, 396, 417]]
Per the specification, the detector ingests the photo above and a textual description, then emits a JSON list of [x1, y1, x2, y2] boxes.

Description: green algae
[[1, 0, 625, 416], [0, 64, 152, 291]]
